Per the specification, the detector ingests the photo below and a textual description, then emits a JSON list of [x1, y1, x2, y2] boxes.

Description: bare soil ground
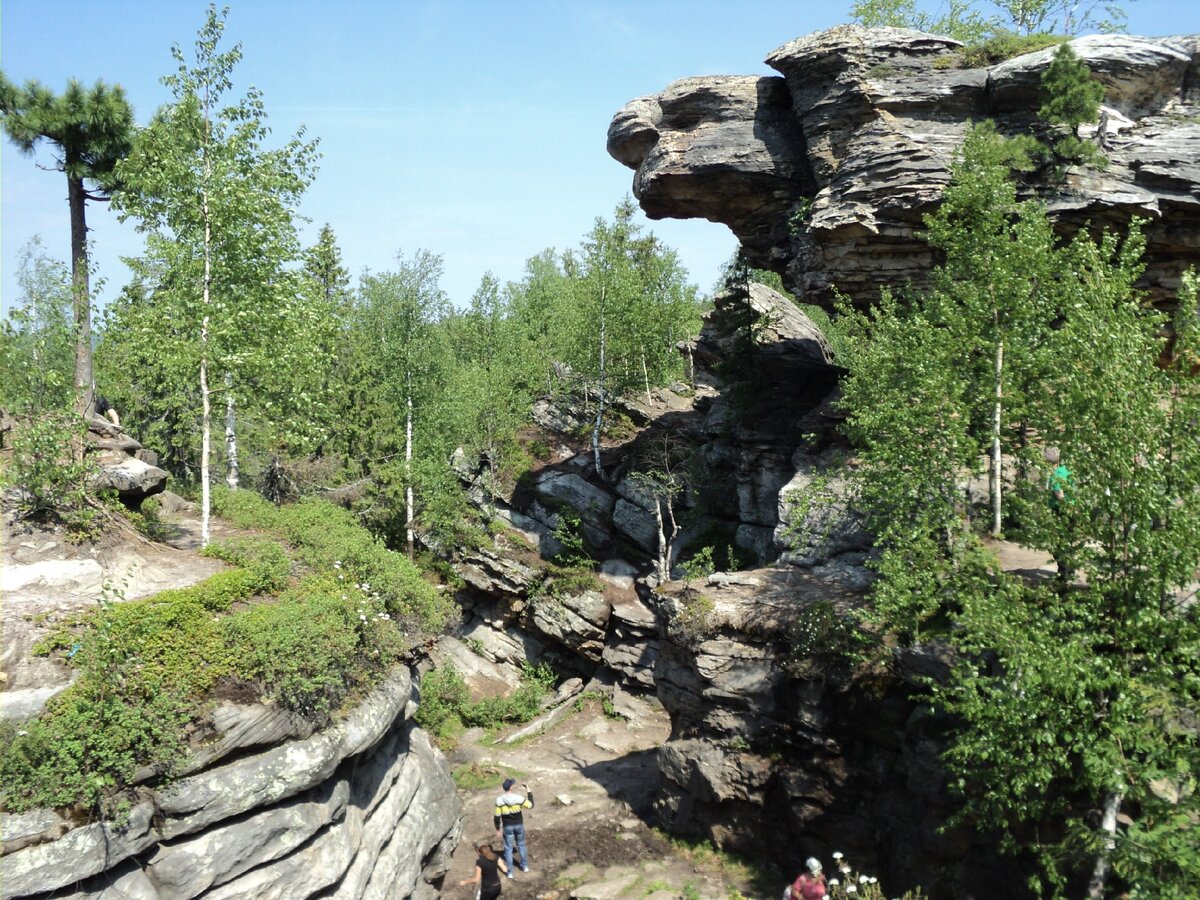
[[443, 696, 769, 900]]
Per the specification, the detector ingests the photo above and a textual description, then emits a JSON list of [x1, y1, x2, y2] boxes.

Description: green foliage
[[224, 574, 402, 718], [0, 238, 74, 414], [783, 600, 866, 677], [109, 5, 322, 530], [2, 489, 438, 814], [0, 70, 135, 418], [839, 118, 1200, 894], [680, 545, 716, 588], [551, 508, 593, 568], [1038, 43, 1107, 169], [954, 31, 1066, 67], [199, 536, 291, 589], [673, 590, 715, 646], [4, 414, 98, 534], [1, 583, 228, 813], [451, 760, 523, 791], [851, 0, 1129, 38], [414, 661, 557, 747], [211, 488, 452, 633]]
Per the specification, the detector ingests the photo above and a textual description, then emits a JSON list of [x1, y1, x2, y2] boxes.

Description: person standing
[[458, 840, 507, 899], [493, 778, 534, 876], [788, 857, 828, 899]]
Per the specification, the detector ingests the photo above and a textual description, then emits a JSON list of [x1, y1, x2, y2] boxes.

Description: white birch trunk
[[200, 186, 212, 547], [991, 338, 1004, 538], [652, 498, 668, 582], [199, 79, 213, 547], [592, 285, 607, 478], [1086, 791, 1124, 899], [406, 390, 414, 561], [224, 371, 239, 490], [641, 352, 652, 405]]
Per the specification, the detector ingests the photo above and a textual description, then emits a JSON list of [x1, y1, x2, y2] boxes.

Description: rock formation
[[608, 27, 1200, 310], [2, 669, 462, 900], [84, 415, 169, 507]]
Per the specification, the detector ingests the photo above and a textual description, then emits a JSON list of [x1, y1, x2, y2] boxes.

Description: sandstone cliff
[[608, 26, 1200, 310]]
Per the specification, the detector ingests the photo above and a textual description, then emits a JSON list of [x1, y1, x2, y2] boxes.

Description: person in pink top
[[788, 857, 828, 900]]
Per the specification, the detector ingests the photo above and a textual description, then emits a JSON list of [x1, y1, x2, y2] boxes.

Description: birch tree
[[113, 5, 317, 544]]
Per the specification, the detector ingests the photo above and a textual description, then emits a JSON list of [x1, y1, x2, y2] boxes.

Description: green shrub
[[956, 31, 1065, 68], [223, 574, 401, 719], [1, 592, 229, 813], [211, 489, 453, 634], [414, 663, 471, 741], [674, 591, 715, 646], [414, 661, 557, 745], [201, 537, 291, 592], [4, 414, 98, 535]]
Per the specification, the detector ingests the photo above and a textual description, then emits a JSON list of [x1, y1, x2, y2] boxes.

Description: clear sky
[[2, 1, 1197, 314]]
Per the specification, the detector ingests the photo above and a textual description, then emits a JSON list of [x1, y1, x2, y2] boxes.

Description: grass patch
[[955, 31, 1066, 68], [451, 760, 524, 791]]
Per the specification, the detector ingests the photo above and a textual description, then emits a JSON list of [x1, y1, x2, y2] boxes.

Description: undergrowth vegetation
[[414, 661, 557, 747], [0, 490, 454, 816]]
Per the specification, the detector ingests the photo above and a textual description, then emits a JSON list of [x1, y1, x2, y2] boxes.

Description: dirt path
[[443, 695, 763, 900]]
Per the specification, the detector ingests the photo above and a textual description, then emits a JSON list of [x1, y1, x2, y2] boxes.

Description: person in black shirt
[[458, 840, 508, 899]]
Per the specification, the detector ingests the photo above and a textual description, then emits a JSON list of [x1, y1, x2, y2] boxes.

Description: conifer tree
[[0, 74, 133, 428]]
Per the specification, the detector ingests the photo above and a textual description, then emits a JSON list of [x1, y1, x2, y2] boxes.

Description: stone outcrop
[[609, 27, 1200, 310], [2, 668, 462, 900], [650, 572, 998, 899], [85, 415, 169, 506]]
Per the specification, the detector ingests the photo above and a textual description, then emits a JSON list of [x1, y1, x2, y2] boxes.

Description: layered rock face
[[85, 415, 169, 507], [651, 573, 995, 898], [3, 669, 462, 900], [609, 27, 1200, 309]]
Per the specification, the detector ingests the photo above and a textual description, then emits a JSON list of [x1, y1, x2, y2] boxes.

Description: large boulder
[[610, 27, 1200, 310]]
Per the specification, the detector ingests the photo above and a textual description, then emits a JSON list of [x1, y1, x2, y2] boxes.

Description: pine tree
[[0, 74, 134, 429]]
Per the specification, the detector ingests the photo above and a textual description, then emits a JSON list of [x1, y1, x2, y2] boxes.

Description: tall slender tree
[[113, 5, 317, 544], [0, 74, 133, 431]]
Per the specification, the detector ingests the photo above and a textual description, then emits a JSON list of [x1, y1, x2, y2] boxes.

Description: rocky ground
[[442, 695, 776, 900], [0, 494, 237, 721]]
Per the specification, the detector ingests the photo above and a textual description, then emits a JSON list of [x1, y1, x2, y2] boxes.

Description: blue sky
[[3, 1, 1197, 313]]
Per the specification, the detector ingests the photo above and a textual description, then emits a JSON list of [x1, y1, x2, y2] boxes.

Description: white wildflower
[[832, 852, 844, 860], [846, 887, 857, 895], [828, 879, 839, 887], [333, 561, 342, 569], [859, 875, 869, 884]]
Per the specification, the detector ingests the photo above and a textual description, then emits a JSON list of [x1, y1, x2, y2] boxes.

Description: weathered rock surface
[[85, 416, 169, 506], [650, 571, 1006, 898], [4, 668, 462, 900], [610, 26, 1200, 310]]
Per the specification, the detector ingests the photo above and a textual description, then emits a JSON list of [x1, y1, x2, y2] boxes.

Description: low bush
[[4, 413, 99, 536], [414, 661, 557, 747], [223, 574, 403, 719], [211, 488, 453, 634], [2, 593, 230, 813]]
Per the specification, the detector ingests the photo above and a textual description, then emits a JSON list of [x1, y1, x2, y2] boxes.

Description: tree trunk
[[592, 287, 607, 478], [224, 371, 239, 490], [200, 105, 213, 548], [652, 497, 668, 582], [991, 338, 1004, 537], [1086, 791, 1124, 899], [200, 318, 212, 547], [67, 171, 93, 461], [405, 385, 414, 562], [641, 351, 652, 405]]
